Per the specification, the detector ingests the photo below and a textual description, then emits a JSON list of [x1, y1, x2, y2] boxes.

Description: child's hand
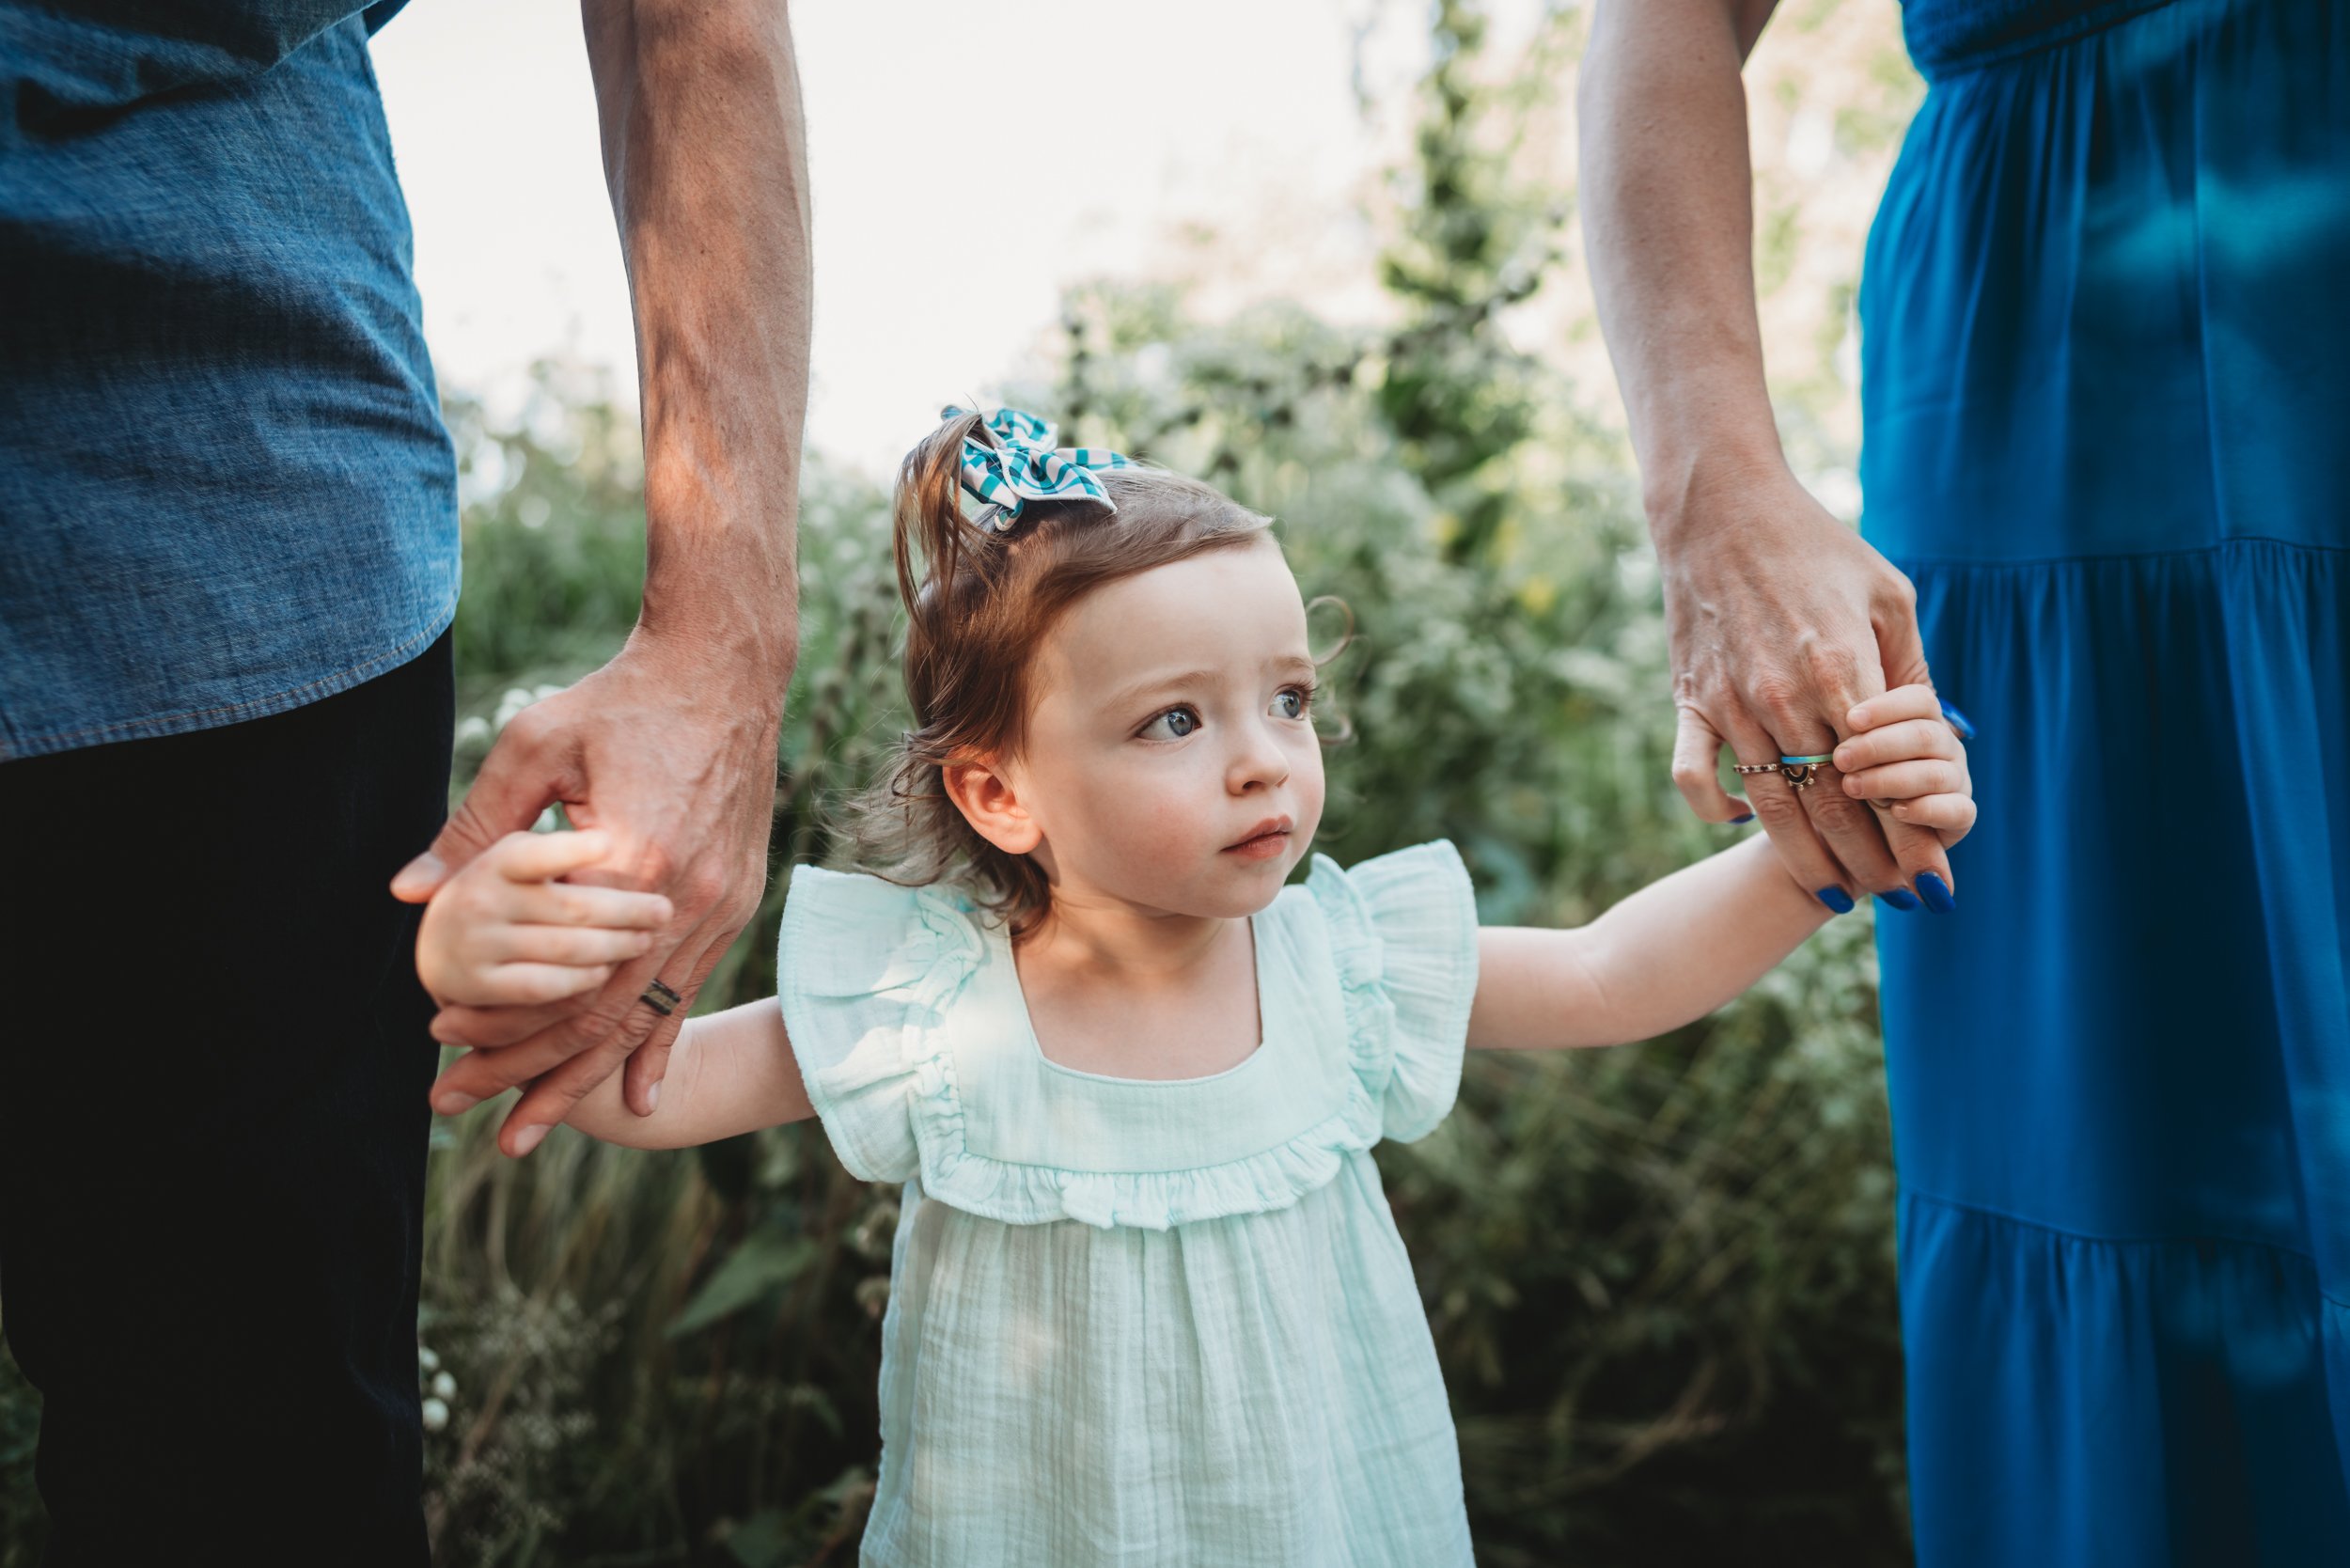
[[1833, 685, 1977, 844], [415, 830, 675, 1010]]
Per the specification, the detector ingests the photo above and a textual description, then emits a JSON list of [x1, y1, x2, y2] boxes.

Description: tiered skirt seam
[[1905, 1187, 2345, 1312], [1874, 536, 2348, 571]]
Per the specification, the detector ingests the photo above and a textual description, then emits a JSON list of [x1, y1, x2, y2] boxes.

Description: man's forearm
[[587, 0, 811, 679], [1578, 0, 1785, 547]]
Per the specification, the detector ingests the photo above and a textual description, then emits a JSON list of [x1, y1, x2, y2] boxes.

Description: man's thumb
[[390, 727, 565, 902]]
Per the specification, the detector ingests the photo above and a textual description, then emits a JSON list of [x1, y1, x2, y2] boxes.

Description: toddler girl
[[418, 408, 1974, 1567]]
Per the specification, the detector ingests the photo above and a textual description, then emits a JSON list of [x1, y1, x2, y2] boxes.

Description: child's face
[[1006, 536, 1326, 921]]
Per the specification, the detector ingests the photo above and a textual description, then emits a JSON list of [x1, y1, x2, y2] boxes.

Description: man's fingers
[[508, 929, 719, 1141], [1669, 704, 1751, 823], [619, 927, 732, 1117], [393, 713, 573, 900], [431, 994, 634, 1112], [431, 996, 571, 1051], [496, 1037, 636, 1159], [433, 922, 697, 1119]]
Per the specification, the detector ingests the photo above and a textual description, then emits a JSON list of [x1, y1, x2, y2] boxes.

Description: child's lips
[[1222, 826, 1291, 861]]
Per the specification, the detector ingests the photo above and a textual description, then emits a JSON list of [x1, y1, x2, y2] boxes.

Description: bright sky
[[372, 1, 1460, 478]]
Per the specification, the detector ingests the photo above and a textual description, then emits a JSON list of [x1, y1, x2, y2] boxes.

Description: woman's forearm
[[1579, 0, 1786, 545]]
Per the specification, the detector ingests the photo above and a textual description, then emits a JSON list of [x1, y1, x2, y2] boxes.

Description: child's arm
[[563, 998, 813, 1150], [418, 830, 816, 1151], [1470, 683, 1970, 1051], [1469, 835, 1825, 1050]]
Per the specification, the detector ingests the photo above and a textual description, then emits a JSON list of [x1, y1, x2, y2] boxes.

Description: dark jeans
[[0, 630, 452, 1565]]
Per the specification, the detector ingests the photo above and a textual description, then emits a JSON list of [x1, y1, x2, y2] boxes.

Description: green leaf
[[668, 1231, 815, 1339]]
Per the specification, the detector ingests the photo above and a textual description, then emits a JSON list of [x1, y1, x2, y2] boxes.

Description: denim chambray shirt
[[0, 1, 460, 760]]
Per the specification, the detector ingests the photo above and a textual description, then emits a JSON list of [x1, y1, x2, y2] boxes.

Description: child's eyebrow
[[1106, 654, 1317, 712]]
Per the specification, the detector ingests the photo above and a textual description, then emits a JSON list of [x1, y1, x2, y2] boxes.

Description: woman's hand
[[415, 830, 675, 1011], [1659, 463, 1954, 912], [1836, 684, 1978, 846]]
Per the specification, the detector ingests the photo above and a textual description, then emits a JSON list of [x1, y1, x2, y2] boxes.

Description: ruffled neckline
[[778, 844, 1478, 1231]]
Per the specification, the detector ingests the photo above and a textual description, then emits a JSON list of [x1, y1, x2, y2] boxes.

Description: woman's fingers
[[1668, 703, 1752, 822], [1831, 717, 1959, 774], [502, 880, 676, 931], [487, 924, 658, 967], [1892, 792, 1978, 841], [1721, 714, 1859, 912], [1841, 758, 1969, 801]]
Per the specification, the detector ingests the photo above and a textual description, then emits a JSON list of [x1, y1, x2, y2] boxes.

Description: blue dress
[[1859, 0, 2350, 1560]]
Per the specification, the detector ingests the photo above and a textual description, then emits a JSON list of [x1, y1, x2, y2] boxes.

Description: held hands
[[1835, 683, 1975, 841], [1660, 465, 1960, 910], [392, 635, 782, 1156], [416, 831, 674, 1011]]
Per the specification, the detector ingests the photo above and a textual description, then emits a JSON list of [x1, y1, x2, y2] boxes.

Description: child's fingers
[[473, 962, 617, 1009], [502, 881, 675, 931], [1831, 717, 1960, 775], [1841, 758, 1969, 802], [488, 924, 658, 968], [1669, 703, 1753, 823], [1845, 683, 1942, 731], [1891, 792, 1977, 842], [488, 828, 616, 884]]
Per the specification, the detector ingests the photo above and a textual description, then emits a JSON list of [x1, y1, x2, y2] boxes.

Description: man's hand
[[392, 633, 784, 1154], [387, 0, 810, 1157], [1658, 462, 1954, 911]]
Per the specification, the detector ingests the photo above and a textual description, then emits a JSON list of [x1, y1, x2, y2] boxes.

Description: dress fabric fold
[[1863, 0, 2350, 1560]]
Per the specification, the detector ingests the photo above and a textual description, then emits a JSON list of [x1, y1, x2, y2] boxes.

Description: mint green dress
[[776, 841, 1480, 1568]]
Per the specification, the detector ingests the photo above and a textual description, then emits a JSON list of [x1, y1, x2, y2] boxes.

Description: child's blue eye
[[1141, 705, 1201, 741], [1272, 686, 1313, 720]]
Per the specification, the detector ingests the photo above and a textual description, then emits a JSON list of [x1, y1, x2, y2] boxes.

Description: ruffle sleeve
[[1305, 840, 1480, 1144], [775, 865, 986, 1184]]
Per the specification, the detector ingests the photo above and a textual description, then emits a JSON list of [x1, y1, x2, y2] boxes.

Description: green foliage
[[0, 5, 1911, 1562]]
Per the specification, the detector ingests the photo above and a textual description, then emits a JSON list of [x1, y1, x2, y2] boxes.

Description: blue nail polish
[[1917, 872, 1956, 914], [1880, 888, 1921, 912], [1937, 698, 1978, 742], [1730, 812, 1754, 824], [1816, 887, 1856, 915]]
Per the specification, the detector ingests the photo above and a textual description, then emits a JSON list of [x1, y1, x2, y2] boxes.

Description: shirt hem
[[0, 598, 458, 762]]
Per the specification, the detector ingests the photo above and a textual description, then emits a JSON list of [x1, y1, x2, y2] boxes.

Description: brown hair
[[846, 410, 1274, 933]]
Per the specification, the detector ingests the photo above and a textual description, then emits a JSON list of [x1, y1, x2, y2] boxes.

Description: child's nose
[[1228, 723, 1292, 792]]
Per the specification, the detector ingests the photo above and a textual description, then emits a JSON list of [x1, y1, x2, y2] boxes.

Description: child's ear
[[940, 756, 1043, 856]]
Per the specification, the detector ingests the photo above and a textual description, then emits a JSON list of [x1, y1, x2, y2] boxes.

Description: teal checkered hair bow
[[947, 405, 1132, 535]]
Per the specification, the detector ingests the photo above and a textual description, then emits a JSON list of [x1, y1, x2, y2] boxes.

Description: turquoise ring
[[1778, 753, 1834, 766]]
